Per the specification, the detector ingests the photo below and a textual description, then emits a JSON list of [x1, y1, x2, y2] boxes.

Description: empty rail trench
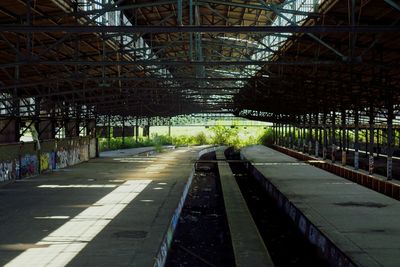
[[226, 148, 330, 267], [166, 149, 331, 267], [165, 151, 235, 267]]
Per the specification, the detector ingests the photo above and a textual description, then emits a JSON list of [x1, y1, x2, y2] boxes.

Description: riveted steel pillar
[[323, 112, 327, 160], [369, 106, 375, 175], [354, 109, 359, 170], [303, 115, 307, 153], [308, 113, 313, 155], [331, 111, 336, 163], [387, 99, 394, 180], [341, 110, 347, 165], [315, 113, 319, 157]]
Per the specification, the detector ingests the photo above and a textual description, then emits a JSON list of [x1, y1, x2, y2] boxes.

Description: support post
[[168, 118, 172, 137], [365, 128, 369, 158], [302, 115, 307, 153], [354, 109, 359, 170], [377, 128, 380, 158], [369, 106, 375, 175], [387, 98, 394, 180], [323, 112, 327, 160], [341, 109, 347, 165], [135, 117, 139, 143], [108, 115, 111, 150], [297, 118, 301, 150], [288, 122, 292, 148], [308, 113, 313, 154], [315, 113, 319, 157], [122, 116, 125, 146], [331, 111, 336, 163]]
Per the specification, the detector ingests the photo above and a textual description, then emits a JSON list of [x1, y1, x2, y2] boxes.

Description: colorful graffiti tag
[[20, 154, 38, 178], [51, 152, 56, 170], [0, 160, 18, 182], [56, 148, 68, 169], [40, 153, 50, 172], [68, 147, 80, 166], [40, 152, 57, 173]]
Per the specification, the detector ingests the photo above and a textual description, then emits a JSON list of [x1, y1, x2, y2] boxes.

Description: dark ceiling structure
[[0, 0, 398, 123]]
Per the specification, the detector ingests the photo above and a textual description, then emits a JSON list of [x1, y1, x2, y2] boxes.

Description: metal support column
[[122, 116, 125, 146], [147, 117, 150, 140], [168, 118, 172, 137], [278, 122, 281, 146], [369, 106, 375, 175], [296, 120, 300, 149], [135, 117, 139, 143], [272, 122, 275, 144], [107, 115, 111, 149], [331, 111, 336, 163], [354, 109, 360, 170], [189, 0, 193, 60], [308, 113, 313, 154], [341, 110, 347, 165], [365, 128, 369, 158], [377, 129, 380, 158], [323, 112, 327, 160], [387, 98, 394, 180], [303, 115, 307, 153], [288, 122, 292, 148], [285, 123, 289, 147], [315, 113, 319, 157]]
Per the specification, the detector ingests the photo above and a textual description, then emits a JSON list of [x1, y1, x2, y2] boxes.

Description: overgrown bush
[[99, 126, 274, 152], [209, 124, 238, 145], [258, 127, 274, 146], [194, 132, 208, 145]]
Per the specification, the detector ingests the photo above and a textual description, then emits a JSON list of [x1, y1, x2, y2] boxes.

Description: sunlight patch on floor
[[5, 180, 151, 267]]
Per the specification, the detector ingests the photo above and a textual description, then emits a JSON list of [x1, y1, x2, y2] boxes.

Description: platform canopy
[[0, 0, 399, 120]]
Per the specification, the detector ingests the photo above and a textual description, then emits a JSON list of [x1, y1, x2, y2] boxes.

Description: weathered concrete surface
[[100, 145, 175, 158], [0, 146, 203, 267], [241, 145, 400, 267], [216, 149, 274, 267]]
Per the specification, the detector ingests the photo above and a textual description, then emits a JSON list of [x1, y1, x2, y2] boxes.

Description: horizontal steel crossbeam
[[0, 25, 398, 33]]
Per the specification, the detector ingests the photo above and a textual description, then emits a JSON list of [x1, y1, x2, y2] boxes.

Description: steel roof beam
[[0, 25, 398, 33], [195, 0, 320, 17], [0, 60, 344, 69]]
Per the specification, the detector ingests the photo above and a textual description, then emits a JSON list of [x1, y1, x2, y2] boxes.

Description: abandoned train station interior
[[0, 0, 399, 267]]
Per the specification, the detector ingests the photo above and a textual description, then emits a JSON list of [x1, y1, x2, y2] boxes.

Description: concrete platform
[[0, 146, 205, 267], [216, 149, 274, 267], [100, 146, 175, 158], [241, 145, 400, 267]]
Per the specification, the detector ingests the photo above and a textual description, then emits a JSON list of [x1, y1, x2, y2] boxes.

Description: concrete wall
[[0, 137, 98, 185]]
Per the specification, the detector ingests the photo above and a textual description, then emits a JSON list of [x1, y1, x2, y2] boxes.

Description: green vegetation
[[99, 124, 273, 152], [258, 127, 274, 146]]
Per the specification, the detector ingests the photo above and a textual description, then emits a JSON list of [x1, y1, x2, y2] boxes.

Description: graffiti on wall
[[79, 145, 89, 162], [40, 152, 57, 173], [56, 147, 68, 169], [20, 154, 38, 178], [68, 147, 80, 166], [40, 153, 50, 172], [51, 152, 56, 170], [0, 160, 18, 182]]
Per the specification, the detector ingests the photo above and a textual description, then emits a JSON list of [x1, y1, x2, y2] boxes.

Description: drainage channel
[[225, 148, 331, 267], [165, 151, 235, 267]]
